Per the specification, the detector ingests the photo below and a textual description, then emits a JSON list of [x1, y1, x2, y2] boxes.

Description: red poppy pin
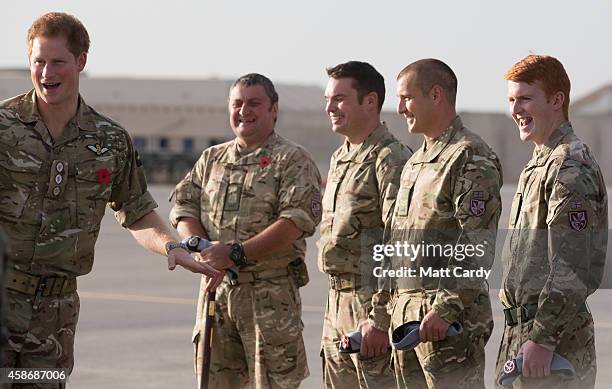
[[97, 168, 111, 184], [259, 155, 272, 169]]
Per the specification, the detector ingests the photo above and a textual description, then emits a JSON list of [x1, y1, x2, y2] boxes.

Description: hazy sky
[[3, 1, 611, 112]]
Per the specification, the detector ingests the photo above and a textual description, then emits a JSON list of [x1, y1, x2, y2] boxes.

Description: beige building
[[1, 69, 610, 183]]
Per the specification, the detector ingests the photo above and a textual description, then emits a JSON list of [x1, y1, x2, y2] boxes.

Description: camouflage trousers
[[193, 275, 308, 389], [494, 311, 596, 388], [1, 290, 79, 389], [390, 290, 492, 389], [321, 284, 395, 389]]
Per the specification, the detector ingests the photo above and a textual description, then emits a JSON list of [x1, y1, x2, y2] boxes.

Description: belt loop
[[53, 278, 66, 295], [39, 277, 51, 297]]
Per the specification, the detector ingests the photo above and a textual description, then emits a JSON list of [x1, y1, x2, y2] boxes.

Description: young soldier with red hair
[[497, 54, 607, 388]]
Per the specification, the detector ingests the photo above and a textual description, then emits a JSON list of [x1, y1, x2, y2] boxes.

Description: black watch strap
[[229, 242, 247, 266]]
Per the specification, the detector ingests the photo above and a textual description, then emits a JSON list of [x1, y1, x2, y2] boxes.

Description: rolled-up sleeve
[[277, 150, 322, 237], [169, 153, 206, 228], [110, 136, 157, 228]]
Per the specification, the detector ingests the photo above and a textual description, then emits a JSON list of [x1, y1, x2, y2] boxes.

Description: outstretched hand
[[167, 247, 224, 290]]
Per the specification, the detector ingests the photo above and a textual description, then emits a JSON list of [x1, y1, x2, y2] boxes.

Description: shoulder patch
[[311, 199, 322, 218], [470, 191, 486, 217], [568, 210, 588, 231]]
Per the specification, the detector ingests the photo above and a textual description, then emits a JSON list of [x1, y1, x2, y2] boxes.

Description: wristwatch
[[228, 242, 248, 267], [182, 235, 211, 252], [165, 241, 187, 255]]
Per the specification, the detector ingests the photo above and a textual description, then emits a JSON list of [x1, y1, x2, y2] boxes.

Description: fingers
[[360, 336, 370, 357], [200, 241, 221, 255], [200, 262, 220, 279], [205, 272, 224, 291], [537, 366, 545, 378], [204, 276, 214, 291], [167, 252, 177, 271], [419, 321, 428, 342], [543, 362, 551, 377], [360, 331, 389, 358], [419, 320, 448, 343], [522, 358, 546, 378], [437, 327, 447, 341], [523, 363, 544, 378], [522, 359, 530, 377], [372, 338, 387, 357]]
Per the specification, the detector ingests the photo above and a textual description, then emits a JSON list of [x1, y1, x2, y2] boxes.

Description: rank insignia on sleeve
[[470, 192, 486, 217], [87, 144, 110, 156], [570, 200, 582, 209], [311, 200, 322, 218], [569, 210, 587, 231]]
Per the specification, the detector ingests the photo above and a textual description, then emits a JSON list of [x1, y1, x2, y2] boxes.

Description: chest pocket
[[334, 161, 380, 238], [241, 163, 279, 234], [75, 155, 117, 231], [0, 140, 42, 221], [322, 162, 348, 213], [199, 163, 232, 231], [396, 164, 418, 217]]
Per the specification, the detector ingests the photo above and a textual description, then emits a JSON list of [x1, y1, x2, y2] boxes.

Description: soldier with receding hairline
[[379, 58, 502, 388]]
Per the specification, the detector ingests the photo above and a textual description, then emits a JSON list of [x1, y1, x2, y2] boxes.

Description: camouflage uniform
[[380, 116, 502, 388], [0, 91, 157, 388], [317, 123, 410, 389], [169, 132, 321, 389], [496, 122, 607, 388], [0, 228, 7, 364]]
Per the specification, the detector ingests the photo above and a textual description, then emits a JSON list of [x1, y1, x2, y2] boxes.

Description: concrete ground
[[69, 185, 612, 388]]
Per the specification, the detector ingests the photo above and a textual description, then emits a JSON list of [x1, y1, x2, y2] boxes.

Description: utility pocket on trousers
[[358, 351, 393, 378], [253, 277, 302, 346], [420, 332, 470, 374]]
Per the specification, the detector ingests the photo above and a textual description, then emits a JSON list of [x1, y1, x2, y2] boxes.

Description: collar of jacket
[[336, 122, 390, 164], [529, 121, 573, 167], [216, 131, 280, 165], [14, 89, 98, 146], [411, 115, 463, 164]]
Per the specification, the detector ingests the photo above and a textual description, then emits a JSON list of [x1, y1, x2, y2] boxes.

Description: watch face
[[188, 236, 199, 247], [229, 243, 243, 263]]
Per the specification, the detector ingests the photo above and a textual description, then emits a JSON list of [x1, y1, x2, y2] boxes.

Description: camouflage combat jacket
[[318, 123, 411, 275], [0, 90, 157, 277], [170, 132, 321, 272], [317, 123, 411, 330], [381, 116, 502, 323], [500, 122, 608, 350], [0, 228, 7, 350]]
